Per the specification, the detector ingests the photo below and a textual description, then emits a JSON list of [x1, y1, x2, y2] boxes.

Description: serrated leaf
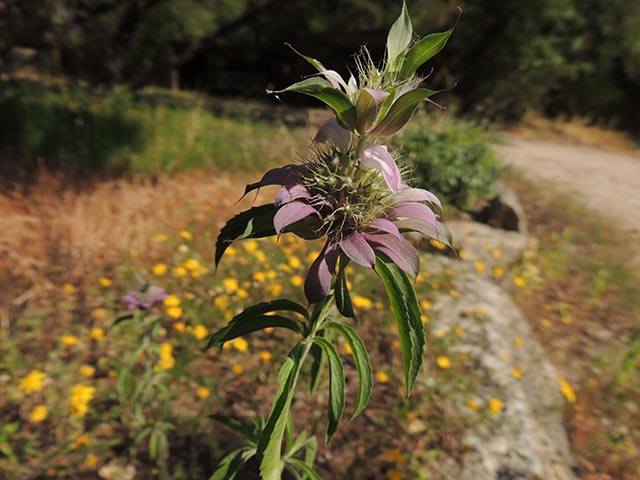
[[311, 337, 345, 444], [210, 447, 257, 480], [206, 314, 303, 351], [375, 251, 425, 397], [270, 77, 356, 130], [258, 355, 301, 480], [386, 1, 413, 67], [400, 28, 454, 78], [289, 459, 323, 480], [335, 263, 355, 319], [368, 88, 441, 137], [323, 322, 372, 420], [215, 204, 276, 267]]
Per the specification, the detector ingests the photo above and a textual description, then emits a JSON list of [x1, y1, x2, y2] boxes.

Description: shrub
[[397, 113, 502, 213]]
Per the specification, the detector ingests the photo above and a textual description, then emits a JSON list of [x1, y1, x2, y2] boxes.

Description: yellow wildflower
[[513, 276, 526, 288], [80, 365, 95, 378], [421, 314, 429, 324], [494, 267, 505, 279], [214, 295, 229, 311], [475, 260, 486, 273], [179, 230, 193, 240], [98, 277, 112, 287], [154, 233, 168, 243], [558, 376, 576, 404], [173, 266, 188, 278], [192, 325, 209, 340], [466, 399, 479, 411], [75, 434, 91, 447], [420, 300, 432, 310], [232, 363, 244, 375], [376, 371, 389, 383], [90, 308, 108, 322], [83, 454, 99, 468], [236, 288, 249, 299], [561, 315, 573, 325], [166, 306, 183, 319], [163, 295, 180, 307], [265, 270, 277, 280], [63, 283, 76, 294], [437, 356, 452, 369], [430, 239, 446, 250], [253, 271, 266, 282], [491, 249, 502, 259], [69, 384, 96, 417], [290, 275, 304, 287], [259, 351, 272, 364], [223, 278, 239, 292], [152, 263, 168, 276], [475, 306, 486, 316], [89, 327, 105, 342], [196, 387, 211, 399], [173, 322, 186, 332], [268, 283, 283, 296], [352, 296, 373, 309], [156, 343, 175, 371], [288, 256, 301, 269], [449, 289, 460, 298], [30, 405, 48, 423], [514, 337, 524, 347], [62, 335, 80, 347], [511, 369, 523, 379], [385, 448, 405, 463], [541, 318, 552, 328], [454, 326, 463, 335], [435, 329, 446, 337], [232, 337, 248, 352], [244, 239, 259, 253], [488, 397, 503, 415]]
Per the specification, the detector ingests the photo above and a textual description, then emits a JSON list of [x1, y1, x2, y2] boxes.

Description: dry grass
[[506, 111, 640, 156], [0, 166, 272, 319]]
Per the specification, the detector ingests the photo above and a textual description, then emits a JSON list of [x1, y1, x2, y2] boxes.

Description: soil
[[494, 137, 640, 236]]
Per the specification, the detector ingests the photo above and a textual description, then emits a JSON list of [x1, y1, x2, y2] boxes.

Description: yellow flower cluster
[[69, 384, 96, 417], [163, 295, 183, 319], [156, 342, 176, 371], [19, 370, 46, 394]]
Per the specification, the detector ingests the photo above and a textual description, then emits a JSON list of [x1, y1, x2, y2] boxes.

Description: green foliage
[[397, 114, 501, 212], [0, 81, 305, 177]]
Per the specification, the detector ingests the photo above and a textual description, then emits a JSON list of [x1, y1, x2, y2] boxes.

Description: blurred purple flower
[[123, 285, 168, 310], [247, 135, 450, 303]]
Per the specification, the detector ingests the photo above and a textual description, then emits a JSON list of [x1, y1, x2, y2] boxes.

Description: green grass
[[0, 81, 308, 177]]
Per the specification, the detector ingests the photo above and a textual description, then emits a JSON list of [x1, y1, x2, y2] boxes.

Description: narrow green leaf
[[233, 299, 310, 322], [303, 435, 318, 468], [289, 459, 323, 480], [210, 447, 257, 480], [335, 265, 355, 319], [215, 204, 276, 267], [284, 430, 308, 458], [284, 414, 294, 454], [308, 341, 324, 394], [206, 314, 303, 351], [272, 77, 356, 130], [258, 355, 300, 480], [311, 337, 345, 444], [323, 322, 373, 420], [400, 29, 453, 78], [375, 252, 425, 397], [386, 1, 413, 66], [210, 414, 259, 444], [368, 88, 441, 137]]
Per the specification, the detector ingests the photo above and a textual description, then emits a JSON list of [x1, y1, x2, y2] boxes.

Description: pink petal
[[390, 202, 438, 226], [368, 218, 402, 238], [313, 118, 351, 152], [360, 144, 401, 192], [275, 185, 312, 207], [274, 201, 318, 234], [339, 231, 376, 268], [393, 218, 452, 246], [363, 233, 420, 278], [393, 186, 442, 209], [305, 242, 339, 303], [364, 88, 390, 106]]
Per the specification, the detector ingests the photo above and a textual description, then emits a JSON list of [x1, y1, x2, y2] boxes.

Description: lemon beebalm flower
[[19, 370, 46, 394], [30, 405, 48, 423]]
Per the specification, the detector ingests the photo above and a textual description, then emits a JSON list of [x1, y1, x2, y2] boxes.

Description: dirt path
[[495, 137, 640, 234]]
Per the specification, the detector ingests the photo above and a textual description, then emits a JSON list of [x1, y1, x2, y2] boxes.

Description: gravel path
[[495, 137, 640, 234]]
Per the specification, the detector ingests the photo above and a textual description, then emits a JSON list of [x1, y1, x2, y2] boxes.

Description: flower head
[[123, 284, 168, 310]]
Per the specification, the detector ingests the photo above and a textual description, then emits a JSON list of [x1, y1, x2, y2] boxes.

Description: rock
[[447, 220, 529, 267], [430, 270, 578, 480], [471, 181, 528, 234]]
